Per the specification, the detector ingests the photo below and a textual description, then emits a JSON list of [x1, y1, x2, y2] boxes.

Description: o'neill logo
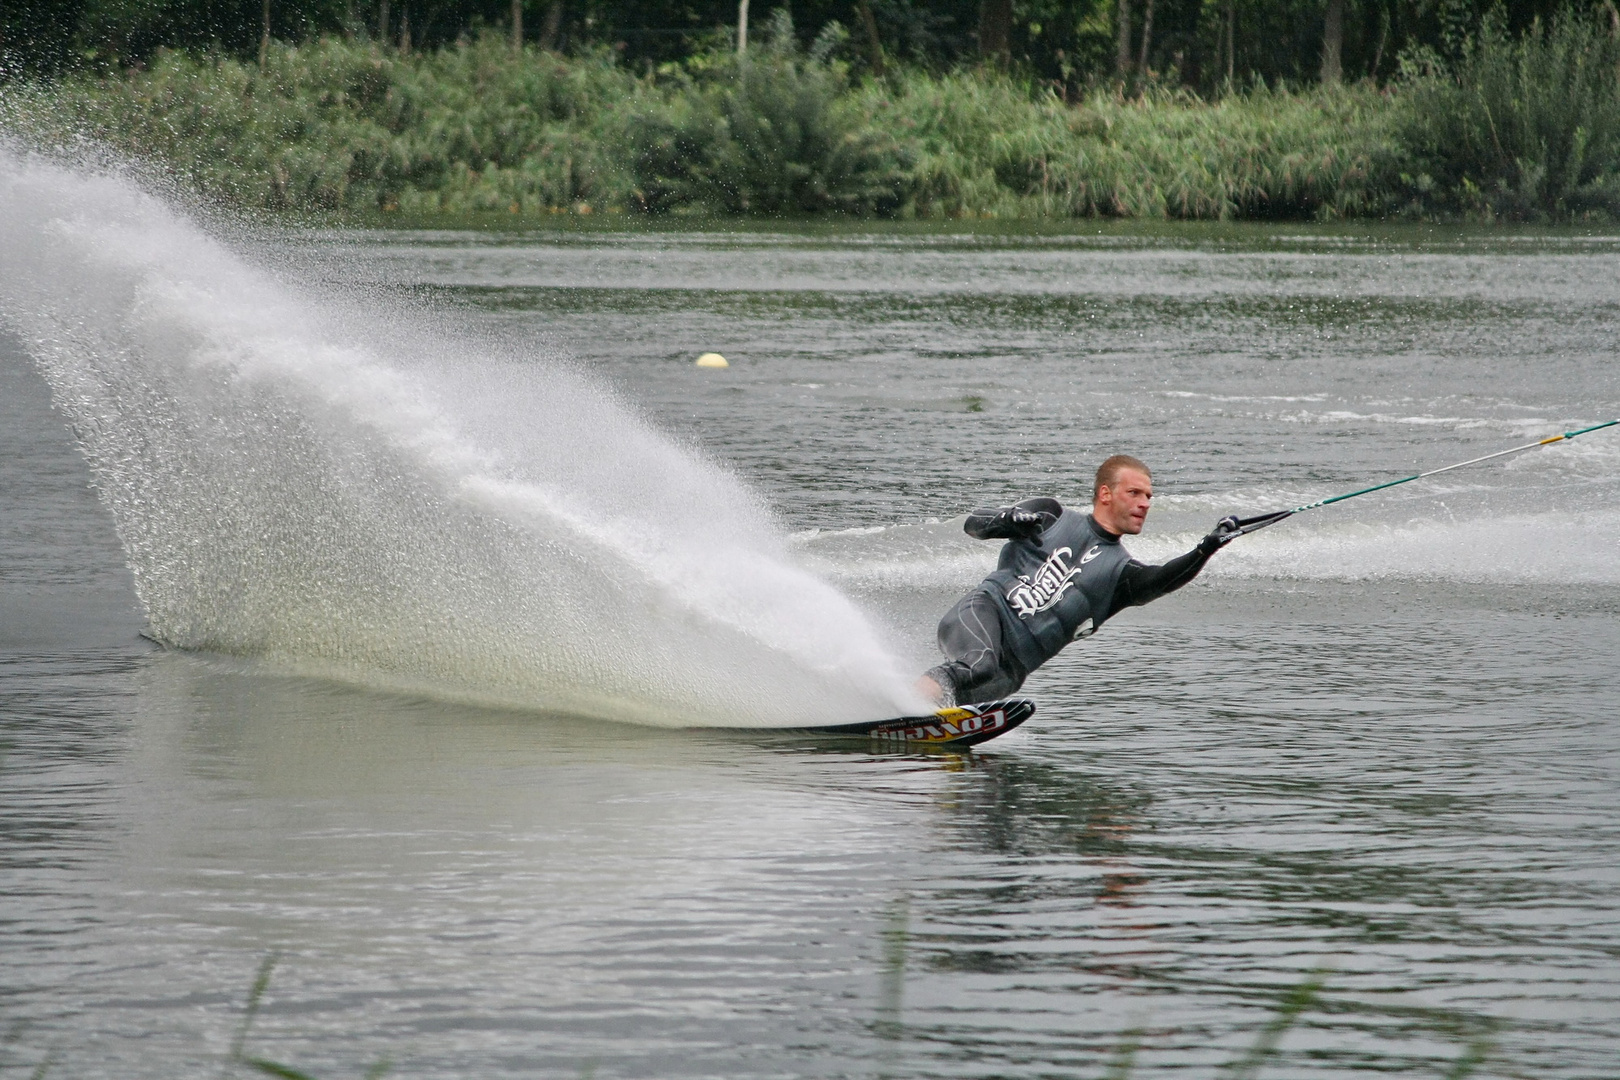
[[1005, 545, 1100, 618]]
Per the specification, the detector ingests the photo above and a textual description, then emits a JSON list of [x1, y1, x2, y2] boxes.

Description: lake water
[[3, 157, 1619, 1078]]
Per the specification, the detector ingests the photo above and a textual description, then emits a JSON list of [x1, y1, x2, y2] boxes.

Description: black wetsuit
[[927, 497, 1214, 704]]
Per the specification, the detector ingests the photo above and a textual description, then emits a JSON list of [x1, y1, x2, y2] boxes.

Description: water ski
[[797, 698, 1033, 749]]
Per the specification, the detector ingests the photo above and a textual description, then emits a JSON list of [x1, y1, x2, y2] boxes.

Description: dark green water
[[3, 203, 1619, 1078]]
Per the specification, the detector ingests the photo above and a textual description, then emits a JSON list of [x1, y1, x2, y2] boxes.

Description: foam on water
[[0, 148, 923, 725]]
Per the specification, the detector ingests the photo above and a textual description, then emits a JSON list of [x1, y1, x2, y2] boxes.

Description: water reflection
[[2, 595, 1608, 1077]]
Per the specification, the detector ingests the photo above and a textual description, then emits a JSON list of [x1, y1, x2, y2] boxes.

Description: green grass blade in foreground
[[1441, 1033, 1493, 1079], [245, 1059, 321, 1080], [225, 953, 280, 1078], [3, 1020, 51, 1080], [1100, 1029, 1142, 1080], [1219, 967, 1328, 1080], [246, 1056, 392, 1080], [872, 892, 909, 1041], [225, 953, 395, 1080]]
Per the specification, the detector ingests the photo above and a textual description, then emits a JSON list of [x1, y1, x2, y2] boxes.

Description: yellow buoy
[[695, 352, 729, 369]]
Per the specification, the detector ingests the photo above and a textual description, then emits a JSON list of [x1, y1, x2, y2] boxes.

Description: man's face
[[1094, 467, 1153, 535]]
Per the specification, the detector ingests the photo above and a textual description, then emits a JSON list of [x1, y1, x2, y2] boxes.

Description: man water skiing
[[918, 455, 1241, 706]]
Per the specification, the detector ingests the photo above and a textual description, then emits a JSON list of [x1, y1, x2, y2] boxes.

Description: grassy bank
[[5, 12, 1619, 221]]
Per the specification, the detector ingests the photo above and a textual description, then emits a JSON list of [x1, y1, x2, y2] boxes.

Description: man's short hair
[[1093, 454, 1151, 501]]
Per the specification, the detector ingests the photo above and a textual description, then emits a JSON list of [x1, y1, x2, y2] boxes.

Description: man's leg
[[922, 590, 1025, 706]]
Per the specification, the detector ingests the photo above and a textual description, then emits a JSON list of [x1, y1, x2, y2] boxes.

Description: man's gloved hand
[[1197, 515, 1242, 555], [1009, 507, 1046, 538]]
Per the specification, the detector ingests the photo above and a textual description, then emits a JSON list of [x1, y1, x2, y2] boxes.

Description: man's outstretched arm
[[964, 497, 1063, 540], [1115, 517, 1241, 608], [1115, 549, 1210, 608]]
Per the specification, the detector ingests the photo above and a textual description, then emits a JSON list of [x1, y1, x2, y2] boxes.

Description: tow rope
[[1232, 418, 1620, 536]]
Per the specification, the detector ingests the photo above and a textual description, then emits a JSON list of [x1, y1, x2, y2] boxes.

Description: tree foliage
[[12, 4, 1620, 220], [1398, 7, 1620, 216], [3, 0, 1613, 94]]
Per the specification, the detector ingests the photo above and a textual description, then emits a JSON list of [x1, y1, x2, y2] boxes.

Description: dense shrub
[[12, 18, 1613, 223], [624, 14, 913, 214], [1396, 10, 1620, 219], [6, 36, 644, 212]]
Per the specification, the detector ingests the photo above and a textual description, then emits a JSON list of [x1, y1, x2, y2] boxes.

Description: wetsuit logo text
[[1005, 546, 1083, 618]]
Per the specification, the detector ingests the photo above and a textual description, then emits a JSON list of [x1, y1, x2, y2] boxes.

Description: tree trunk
[[539, 1, 562, 49], [259, 0, 270, 69], [1607, 0, 1620, 84], [737, 0, 749, 54], [378, 0, 389, 44], [978, 0, 1012, 66], [1225, 0, 1234, 84], [1320, 0, 1343, 83], [856, 0, 884, 76], [1136, 0, 1154, 74], [399, 5, 409, 52], [1370, 7, 1389, 80], [1116, 0, 1132, 77], [511, 0, 522, 49]]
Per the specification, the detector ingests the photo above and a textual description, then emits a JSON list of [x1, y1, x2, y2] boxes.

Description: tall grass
[[6, 36, 645, 213], [8, 14, 1617, 221], [3, 22, 1412, 221], [1397, 10, 1620, 219], [862, 72, 1400, 219]]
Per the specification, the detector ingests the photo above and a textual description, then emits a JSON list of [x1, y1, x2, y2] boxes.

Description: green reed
[[2, 35, 645, 213], [857, 71, 1400, 219], [0, 949, 1499, 1078], [1, 19, 1402, 221], [1396, 8, 1620, 219], [216, 953, 390, 1080], [867, 892, 1489, 1079], [5, 11, 1618, 221]]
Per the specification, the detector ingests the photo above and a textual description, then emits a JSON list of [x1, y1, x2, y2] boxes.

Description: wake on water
[[0, 147, 925, 726]]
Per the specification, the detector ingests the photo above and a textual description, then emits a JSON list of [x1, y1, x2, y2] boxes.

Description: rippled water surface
[[4, 221, 1619, 1079]]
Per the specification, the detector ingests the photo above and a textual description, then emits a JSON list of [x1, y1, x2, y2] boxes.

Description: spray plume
[[0, 147, 921, 726]]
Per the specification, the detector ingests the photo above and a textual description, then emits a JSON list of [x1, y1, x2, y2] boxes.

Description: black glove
[[1009, 507, 1046, 538], [1197, 515, 1241, 555]]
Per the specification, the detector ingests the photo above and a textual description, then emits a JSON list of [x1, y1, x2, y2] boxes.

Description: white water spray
[[0, 148, 923, 725]]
